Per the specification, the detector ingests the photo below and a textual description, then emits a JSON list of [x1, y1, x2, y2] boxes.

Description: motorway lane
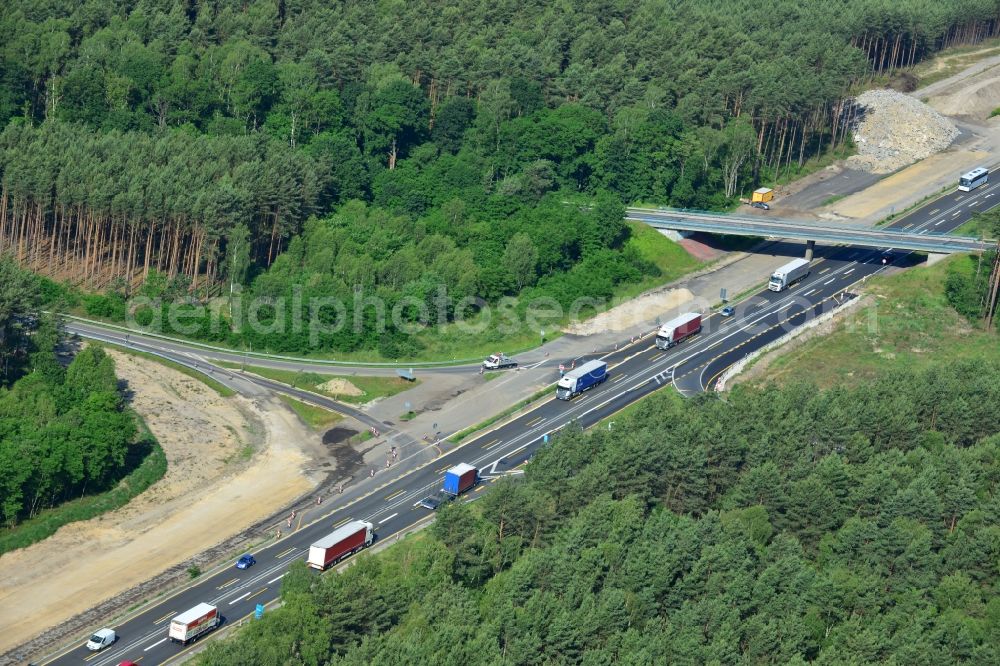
[[41, 182, 998, 665], [670, 178, 998, 393]]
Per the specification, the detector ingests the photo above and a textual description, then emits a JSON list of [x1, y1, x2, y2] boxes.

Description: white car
[[86, 627, 117, 651]]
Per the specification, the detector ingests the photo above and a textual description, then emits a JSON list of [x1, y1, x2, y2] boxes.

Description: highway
[[38, 179, 999, 666]]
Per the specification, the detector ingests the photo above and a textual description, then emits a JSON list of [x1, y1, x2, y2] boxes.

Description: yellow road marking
[[384, 489, 404, 501], [216, 578, 239, 590], [526, 416, 543, 426], [154, 611, 174, 624], [276, 547, 296, 558], [246, 587, 268, 601], [332, 517, 351, 529]]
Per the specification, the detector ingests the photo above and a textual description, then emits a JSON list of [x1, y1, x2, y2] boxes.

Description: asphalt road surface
[[39, 179, 998, 666]]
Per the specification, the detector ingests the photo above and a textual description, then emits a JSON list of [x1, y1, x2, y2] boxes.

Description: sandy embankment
[[0, 350, 320, 653]]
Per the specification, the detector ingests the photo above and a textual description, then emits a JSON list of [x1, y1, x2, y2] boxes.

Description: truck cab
[[483, 353, 517, 369]]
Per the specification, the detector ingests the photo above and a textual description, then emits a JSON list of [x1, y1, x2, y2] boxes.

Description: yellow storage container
[[752, 187, 773, 203]]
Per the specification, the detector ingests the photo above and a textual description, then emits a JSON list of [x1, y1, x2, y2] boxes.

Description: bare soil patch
[[316, 377, 364, 396], [0, 350, 320, 654], [928, 73, 1000, 120], [563, 287, 695, 335]]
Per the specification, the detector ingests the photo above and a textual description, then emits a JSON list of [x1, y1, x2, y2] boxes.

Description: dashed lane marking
[[379, 512, 398, 524], [229, 591, 251, 605], [145, 638, 168, 651], [276, 547, 296, 558]]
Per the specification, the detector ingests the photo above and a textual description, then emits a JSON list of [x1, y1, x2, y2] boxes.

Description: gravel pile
[[846, 88, 959, 174]]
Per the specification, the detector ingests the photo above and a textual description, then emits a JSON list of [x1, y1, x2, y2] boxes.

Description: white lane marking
[[953, 211, 960, 216], [843, 268, 855, 275], [145, 637, 168, 650], [379, 512, 398, 524], [935, 220, 944, 226], [268, 573, 286, 584], [968, 200, 979, 207], [803, 289, 816, 296], [230, 591, 251, 605], [824, 278, 835, 285]]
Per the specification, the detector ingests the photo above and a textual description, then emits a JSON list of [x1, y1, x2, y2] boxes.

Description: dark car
[[720, 306, 735, 317], [235, 554, 256, 569], [417, 491, 454, 510], [880, 251, 894, 265], [750, 201, 770, 210]]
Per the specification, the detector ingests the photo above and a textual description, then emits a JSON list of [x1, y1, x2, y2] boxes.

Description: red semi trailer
[[307, 520, 375, 570], [655, 312, 702, 350]]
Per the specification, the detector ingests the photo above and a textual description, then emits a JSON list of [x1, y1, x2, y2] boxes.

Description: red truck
[[655, 312, 702, 350], [307, 520, 375, 570]]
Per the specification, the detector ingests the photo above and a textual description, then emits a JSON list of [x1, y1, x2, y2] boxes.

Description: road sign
[[543, 433, 549, 443], [720, 288, 727, 302], [255, 603, 265, 619]]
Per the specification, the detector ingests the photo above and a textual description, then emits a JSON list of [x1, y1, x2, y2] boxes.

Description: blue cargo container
[[556, 360, 608, 400], [443, 463, 478, 496]]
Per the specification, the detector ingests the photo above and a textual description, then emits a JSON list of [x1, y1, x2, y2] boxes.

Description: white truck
[[483, 353, 517, 369], [168, 603, 220, 644], [768, 258, 811, 292]]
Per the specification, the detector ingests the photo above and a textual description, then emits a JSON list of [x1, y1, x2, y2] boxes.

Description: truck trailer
[[307, 520, 375, 571], [417, 463, 478, 509], [556, 360, 608, 400], [655, 312, 702, 350], [443, 463, 478, 496], [768, 258, 811, 292], [168, 603, 219, 644]]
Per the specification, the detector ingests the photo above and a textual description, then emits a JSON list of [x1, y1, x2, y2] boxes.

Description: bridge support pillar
[[805, 240, 815, 261]]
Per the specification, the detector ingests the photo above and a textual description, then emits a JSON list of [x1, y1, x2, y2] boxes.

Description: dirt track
[[0, 350, 321, 654]]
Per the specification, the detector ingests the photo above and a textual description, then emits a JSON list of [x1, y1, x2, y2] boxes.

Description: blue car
[[720, 306, 735, 317], [235, 554, 256, 569]]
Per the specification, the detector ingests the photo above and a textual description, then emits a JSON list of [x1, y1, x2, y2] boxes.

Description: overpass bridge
[[627, 207, 994, 255]]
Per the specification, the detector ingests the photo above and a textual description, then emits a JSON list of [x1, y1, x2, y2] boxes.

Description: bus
[[958, 167, 989, 192]]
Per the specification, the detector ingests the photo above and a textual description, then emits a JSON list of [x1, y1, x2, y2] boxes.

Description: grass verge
[[279, 395, 343, 430], [0, 416, 167, 556], [219, 363, 414, 404], [748, 256, 998, 388], [97, 341, 236, 397]]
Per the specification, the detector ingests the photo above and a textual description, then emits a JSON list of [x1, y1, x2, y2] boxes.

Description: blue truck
[[418, 463, 479, 509], [556, 359, 608, 400]]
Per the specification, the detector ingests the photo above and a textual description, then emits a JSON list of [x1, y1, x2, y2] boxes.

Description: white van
[[86, 627, 117, 651]]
